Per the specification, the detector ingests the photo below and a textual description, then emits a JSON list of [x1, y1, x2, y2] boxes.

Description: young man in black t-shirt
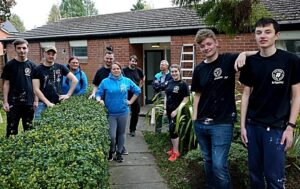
[[239, 18, 300, 189], [1, 38, 38, 137], [123, 55, 145, 137], [33, 46, 78, 119], [191, 29, 256, 188], [89, 50, 114, 99]]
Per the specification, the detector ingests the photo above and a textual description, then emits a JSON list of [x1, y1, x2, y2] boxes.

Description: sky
[[11, 0, 174, 31]]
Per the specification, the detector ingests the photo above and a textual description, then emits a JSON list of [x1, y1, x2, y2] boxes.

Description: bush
[[0, 96, 110, 189]]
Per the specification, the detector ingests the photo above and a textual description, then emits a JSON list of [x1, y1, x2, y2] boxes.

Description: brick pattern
[[2, 33, 258, 96]]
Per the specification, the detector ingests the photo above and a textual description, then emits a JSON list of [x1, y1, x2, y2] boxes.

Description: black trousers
[[6, 105, 34, 138], [129, 96, 141, 132]]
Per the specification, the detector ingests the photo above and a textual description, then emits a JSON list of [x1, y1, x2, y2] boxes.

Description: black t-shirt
[[123, 67, 144, 85], [239, 49, 300, 128], [92, 67, 111, 86], [33, 63, 70, 104], [1, 59, 36, 105], [191, 53, 238, 124], [165, 80, 190, 113]]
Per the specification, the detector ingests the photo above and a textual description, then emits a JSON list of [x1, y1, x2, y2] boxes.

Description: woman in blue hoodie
[[96, 62, 141, 162], [62, 57, 88, 95]]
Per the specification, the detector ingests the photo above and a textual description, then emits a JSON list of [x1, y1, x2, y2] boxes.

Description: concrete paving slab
[[109, 152, 156, 167], [109, 165, 165, 185], [111, 182, 168, 189]]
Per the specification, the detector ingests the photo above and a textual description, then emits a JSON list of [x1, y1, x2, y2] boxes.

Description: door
[[145, 50, 164, 104]]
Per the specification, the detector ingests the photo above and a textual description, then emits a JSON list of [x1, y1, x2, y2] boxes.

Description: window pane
[[72, 47, 87, 57], [285, 40, 300, 57]]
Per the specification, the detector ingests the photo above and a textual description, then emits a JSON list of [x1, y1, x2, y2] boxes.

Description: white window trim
[[40, 42, 56, 48], [69, 40, 87, 47]]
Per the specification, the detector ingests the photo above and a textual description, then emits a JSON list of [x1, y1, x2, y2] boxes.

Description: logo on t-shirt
[[271, 69, 284, 84], [24, 68, 31, 76], [120, 83, 127, 93], [173, 86, 179, 93], [213, 68, 223, 80]]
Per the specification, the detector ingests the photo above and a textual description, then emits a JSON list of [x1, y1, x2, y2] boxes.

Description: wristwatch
[[286, 122, 297, 128]]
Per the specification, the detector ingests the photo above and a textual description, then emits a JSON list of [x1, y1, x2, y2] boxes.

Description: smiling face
[[69, 58, 79, 71], [111, 63, 122, 77], [104, 53, 114, 68], [171, 67, 180, 81], [255, 24, 279, 49], [129, 58, 137, 69], [199, 37, 218, 60]]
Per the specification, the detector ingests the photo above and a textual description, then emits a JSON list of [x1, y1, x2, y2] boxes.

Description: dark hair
[[255, 18, 280, 34], [13, 38, 28, 48], [66, 56, 83, 87], [105, 46, 114, 55]]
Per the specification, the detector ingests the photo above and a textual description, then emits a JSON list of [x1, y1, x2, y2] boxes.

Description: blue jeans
[[246, 124, 285, 189], [194, 121, 233, 189], [34, 102, 47, 120]]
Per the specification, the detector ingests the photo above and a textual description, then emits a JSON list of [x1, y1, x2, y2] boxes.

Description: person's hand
[[127, 100, 132, 106], [3, 102, 10, 112], [240, 127, 248, 147], [59, 94, 70, 101], [281, 126, 294, 151], [97, 100, 105, 105], [171, 110, 177, 118], [46, 102, 55, 108], [33, 101, 39, 110], [234, 52, 246, 71], [88, 93, 96, 99]]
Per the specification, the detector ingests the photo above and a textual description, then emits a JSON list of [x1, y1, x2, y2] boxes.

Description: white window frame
[[69, 40, 88, 60]]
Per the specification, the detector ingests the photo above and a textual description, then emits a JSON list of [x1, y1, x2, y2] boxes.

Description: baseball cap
[[44, 45, 57, 53]]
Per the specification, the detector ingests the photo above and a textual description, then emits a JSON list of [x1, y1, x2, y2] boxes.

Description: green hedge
[[0, 96, 110, 189]]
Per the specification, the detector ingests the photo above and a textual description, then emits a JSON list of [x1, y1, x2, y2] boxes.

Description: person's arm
[[59, 72, 78, 101], [234, 51, 258, 71], [240, 86, 251, 147], [281, 83, 300, 151], [33, 79, 54, 107], [128, 80, 141, 105], [171, 96, 189, 118], [192, 92, 201, 121], [139, 76, 146, 88], [2, 80, 10, 112]]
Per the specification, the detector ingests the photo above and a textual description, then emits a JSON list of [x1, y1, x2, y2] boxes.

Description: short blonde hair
[[195, 29, 217, 44]]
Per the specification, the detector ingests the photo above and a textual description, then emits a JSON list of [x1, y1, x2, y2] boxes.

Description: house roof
[[262, 0, 300, 25], [0, 20, 18, 34], [4, 0, 300, 41], [7, 7, 204, 41]]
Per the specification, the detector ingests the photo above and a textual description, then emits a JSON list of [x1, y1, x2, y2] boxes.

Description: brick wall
[[2, 33, 258, 95]]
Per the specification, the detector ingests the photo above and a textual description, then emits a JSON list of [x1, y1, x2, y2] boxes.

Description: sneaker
[[108, 151, 114, 161], [167, 147, 174, 156], [115, 153, 124, 163], [122, 147, 129, 155], [168, 151, 180, 162], [130, 131, 136, 137]]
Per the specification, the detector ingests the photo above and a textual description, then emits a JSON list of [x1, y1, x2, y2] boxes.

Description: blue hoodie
[[62, 68, 88, 95], [96, 73, 141, 116]]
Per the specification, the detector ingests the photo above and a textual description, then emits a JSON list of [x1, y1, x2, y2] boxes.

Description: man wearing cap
[[32, 45, 78, 119]]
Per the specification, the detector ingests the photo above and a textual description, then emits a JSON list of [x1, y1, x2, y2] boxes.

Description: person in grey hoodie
[[96, 62, 141, 162]]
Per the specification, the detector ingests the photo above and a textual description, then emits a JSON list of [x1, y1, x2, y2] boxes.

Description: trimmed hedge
[[0, 96, 110, 189]]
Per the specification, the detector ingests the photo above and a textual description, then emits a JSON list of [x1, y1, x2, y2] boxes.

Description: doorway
[[145, 50, 164, 104]]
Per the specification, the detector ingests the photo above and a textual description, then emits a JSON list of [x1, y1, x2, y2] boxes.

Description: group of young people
[[2, 17, 299, 188]]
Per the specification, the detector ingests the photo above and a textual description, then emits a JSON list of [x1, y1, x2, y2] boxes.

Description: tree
[[0, 0, 16, 23], [59, 0, 98, 18], [172, 0, 271, 34], [9, 13, 25, 32], [48, 4, 61, 23], [130, 0, 147, 11]]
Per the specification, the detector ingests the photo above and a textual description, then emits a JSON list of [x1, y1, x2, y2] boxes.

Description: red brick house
[[0, 20, 18, 55], [1, 0, 300, 104]]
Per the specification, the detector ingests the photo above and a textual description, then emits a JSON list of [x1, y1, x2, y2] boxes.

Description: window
[[69, 40, 88, 60], [285, 40, 300, 57], [71, 46, 87, 58]]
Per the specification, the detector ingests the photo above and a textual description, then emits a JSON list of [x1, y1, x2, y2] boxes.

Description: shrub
[[0, 96, 110, 189]]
